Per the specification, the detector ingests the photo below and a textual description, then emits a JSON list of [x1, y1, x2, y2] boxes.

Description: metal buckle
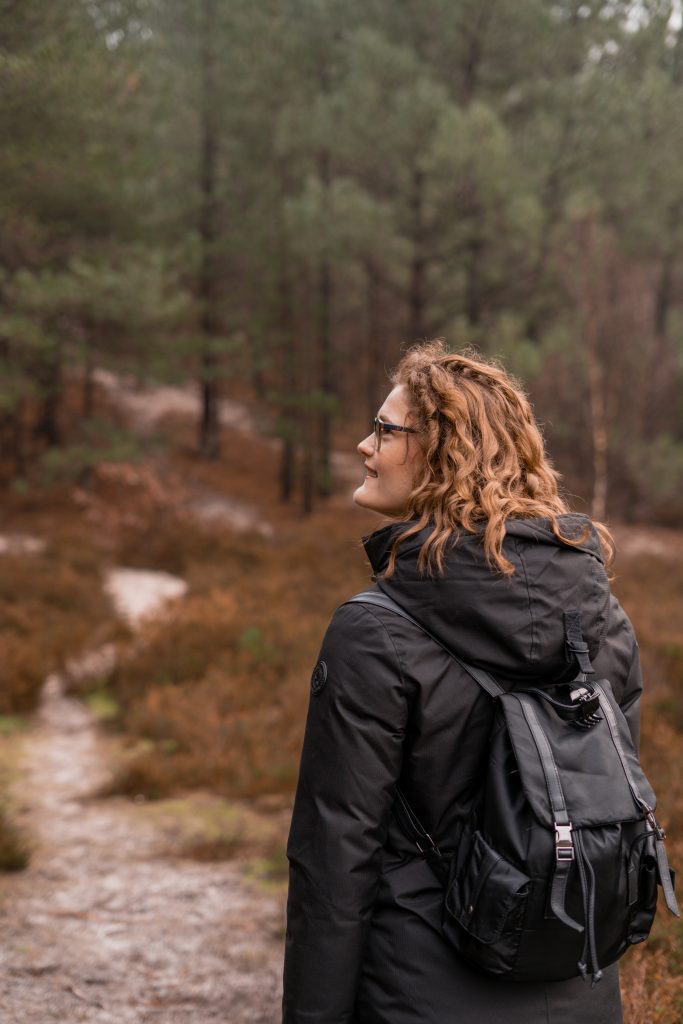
[[646, 809, 667, 841], [555, 822, 575, 862]]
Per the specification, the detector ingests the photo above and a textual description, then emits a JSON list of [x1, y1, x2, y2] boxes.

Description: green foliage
[[84, 688, 120, 723], [238, 626, 275, 665], [625, 435, 683, 520], [37, 418, 144, 485], [2, 0, 683, 514], [0, 716, 27, 737]]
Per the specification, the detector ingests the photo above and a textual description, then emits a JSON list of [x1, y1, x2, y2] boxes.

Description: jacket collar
[[362, 520, 423, 578]]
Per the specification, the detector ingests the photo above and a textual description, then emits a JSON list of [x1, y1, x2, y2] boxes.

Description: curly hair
[[382, 339, 614, 577]]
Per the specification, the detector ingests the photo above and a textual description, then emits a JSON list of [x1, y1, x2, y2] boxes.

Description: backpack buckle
[[564, 611, 594, 675], [568, 685, 603, 729], [555, 822, 575, 861]]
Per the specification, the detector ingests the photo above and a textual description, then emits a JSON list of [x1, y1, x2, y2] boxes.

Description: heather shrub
[[0, 549, 120, 713], [105, 586, 318, 799], [611, 541, 683, 1022], [101, 503, 376, 799], [108, 590, 240, 705]]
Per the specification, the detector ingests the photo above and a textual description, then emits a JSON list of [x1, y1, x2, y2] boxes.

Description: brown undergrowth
[[98, 505, 375, 800], [0, 512, 125, 714], [610, 540, 683, 1024]]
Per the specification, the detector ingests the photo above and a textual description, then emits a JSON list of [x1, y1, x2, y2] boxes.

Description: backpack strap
[[564, 609, 594, 676], [392, 786, 449, 884], [345, 590, 504, 698], [594, 683, 680, 918], [514, 694, 584, 935]]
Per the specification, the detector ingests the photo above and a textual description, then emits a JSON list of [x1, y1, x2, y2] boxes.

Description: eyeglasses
[[373, 415, 417, 450]]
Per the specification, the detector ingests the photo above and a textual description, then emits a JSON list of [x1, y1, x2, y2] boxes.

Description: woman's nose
[[358, 433, 374, 457]]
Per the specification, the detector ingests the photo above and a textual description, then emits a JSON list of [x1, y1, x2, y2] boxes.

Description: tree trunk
[[524, 114, 575, 341], [277, 238, 298, 504], [301, 437, 314, 516], [654, 247, 674, 341], [565, 213, 611, 521], [587, 347, 608, 521], [12, 399, 26, 478], [409, 167, 426, 340], [365, 258, 383, 427], [34, 342, 62, 447], [280, 435, 295, 504], [82, 339, 94, 419], [249, 335, 267, 400], [648, 206, 680, 438], [465, 235, 484, 330], [461, 0, 497, 105], [301, 345, 316, 517], [0, 401, 26, 481], [316, 147, 334, 499], [198, 0, 221, 461]]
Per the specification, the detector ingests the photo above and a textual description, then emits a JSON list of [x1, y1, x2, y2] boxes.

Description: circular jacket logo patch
[[311, 660, 328, 695]]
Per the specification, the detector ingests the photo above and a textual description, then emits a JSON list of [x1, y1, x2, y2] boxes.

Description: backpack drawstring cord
[[574, 830, 602, 984]]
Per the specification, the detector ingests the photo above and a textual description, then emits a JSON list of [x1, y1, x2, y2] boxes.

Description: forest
[[2, 0, 683, 519], [1, 2, 683, 1022]]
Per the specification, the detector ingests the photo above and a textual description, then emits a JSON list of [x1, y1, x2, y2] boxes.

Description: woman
[[283, 341, 640, 1023]]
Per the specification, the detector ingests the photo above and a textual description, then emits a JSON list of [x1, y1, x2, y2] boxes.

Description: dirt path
[[0, 675, 285, 1023]]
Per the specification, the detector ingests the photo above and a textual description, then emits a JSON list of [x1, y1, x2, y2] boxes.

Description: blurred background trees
[[2, 0, 683, 520]]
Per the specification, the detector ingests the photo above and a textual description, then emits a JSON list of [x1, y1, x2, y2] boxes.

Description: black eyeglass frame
[[373, 415, 417, 450]]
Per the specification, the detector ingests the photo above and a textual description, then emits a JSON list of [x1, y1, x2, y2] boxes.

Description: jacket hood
[[363, 514, 610, 684]]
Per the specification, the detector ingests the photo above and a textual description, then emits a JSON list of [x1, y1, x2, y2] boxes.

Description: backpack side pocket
[[443, 830, 530, 974], [626, 831, 658, 945]]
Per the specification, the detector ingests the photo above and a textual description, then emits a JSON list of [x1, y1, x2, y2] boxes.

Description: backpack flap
[[498, 682, 656, 828]]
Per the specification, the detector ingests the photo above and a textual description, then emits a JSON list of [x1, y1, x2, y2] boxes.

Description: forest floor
[[0, 666, 285, 1023]]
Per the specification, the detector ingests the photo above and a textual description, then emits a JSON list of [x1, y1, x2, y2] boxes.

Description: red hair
[[383, 340, 613, 577]]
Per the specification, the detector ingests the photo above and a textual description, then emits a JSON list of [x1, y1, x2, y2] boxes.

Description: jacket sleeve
[[283, 602, 409, 1024], [593, 592, 643, 751], [618, 632, 643, 752]]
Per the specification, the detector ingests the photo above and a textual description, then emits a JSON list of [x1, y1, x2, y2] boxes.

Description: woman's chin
[[353, 484, 368, 507], [353, 483, 379, 512]]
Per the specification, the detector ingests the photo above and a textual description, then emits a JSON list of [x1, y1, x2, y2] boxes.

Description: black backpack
[[348, 590, 679, 985]]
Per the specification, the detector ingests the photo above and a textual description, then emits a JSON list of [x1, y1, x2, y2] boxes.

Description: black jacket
[[283, 516, 640, 1024]]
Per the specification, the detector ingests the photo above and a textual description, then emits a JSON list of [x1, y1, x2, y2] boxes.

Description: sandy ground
[[0, 675, 286, 1024], [92, 371, 258, 437], [103, 568, 188, 627]]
